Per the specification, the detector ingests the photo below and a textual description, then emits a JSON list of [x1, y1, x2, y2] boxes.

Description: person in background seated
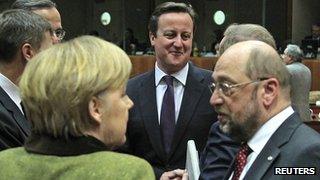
[[11, 0, 65, 43], [120, 28, 139, 55], [0, 36, 155, 180], [305, 23, 320, 40], [212, 40, 320, 180], [0, 9, 52, 151], [282, 44, 312, 121]]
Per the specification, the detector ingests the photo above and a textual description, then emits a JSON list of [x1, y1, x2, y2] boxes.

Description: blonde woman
[[0, 36, 155, 180]]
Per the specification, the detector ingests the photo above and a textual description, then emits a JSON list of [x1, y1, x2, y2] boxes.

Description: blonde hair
[[19, 35, 132, 138]]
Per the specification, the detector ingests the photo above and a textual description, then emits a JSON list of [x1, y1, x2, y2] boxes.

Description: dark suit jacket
[[199, 121, 240, 180], [224, 112, 320, 180], [0, 87, 30, 150], [122, 63, 217, 179]]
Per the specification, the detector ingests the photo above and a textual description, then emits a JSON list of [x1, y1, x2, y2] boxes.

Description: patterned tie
[[232, 143, 251, 180], [160, 75, 175, 154]]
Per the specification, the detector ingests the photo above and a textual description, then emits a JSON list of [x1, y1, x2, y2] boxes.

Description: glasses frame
[[209, 77, 269, 96], [53, 28, 66, 41]]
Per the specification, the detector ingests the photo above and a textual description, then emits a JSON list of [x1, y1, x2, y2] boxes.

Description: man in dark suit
[[121, 2, 217, 179], [0, 9, 53, 150], [211, 40, 320, 180], [199, 23, 278, 180]]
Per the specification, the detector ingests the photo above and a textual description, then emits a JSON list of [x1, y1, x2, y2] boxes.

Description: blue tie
[[160, 75, 175, 154]]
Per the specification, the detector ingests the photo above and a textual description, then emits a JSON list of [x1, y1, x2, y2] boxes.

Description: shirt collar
[[155, 62, 189, 86], [248, 106, 294, 154], [0, 73, 21, 105]]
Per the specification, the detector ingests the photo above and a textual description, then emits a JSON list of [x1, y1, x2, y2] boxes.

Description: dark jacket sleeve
[[0, 111, 25, 150], [199, 121, 240, 180]]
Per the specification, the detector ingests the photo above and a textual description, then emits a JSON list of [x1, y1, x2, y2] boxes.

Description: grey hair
[[11, 0, 56, 11], [284, 44, 303, 62]]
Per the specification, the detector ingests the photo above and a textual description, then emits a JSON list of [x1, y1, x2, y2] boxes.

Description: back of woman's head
[[19, 35, 132, 138]]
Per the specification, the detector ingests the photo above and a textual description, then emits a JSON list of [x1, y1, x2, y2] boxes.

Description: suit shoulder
[[128, 71, 153, 87], [293, 123, 320, 143], [192, 65, 213, 76]]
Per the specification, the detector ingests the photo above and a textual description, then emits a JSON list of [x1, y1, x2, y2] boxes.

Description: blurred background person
[[0, 36, 154, 179], [119, 28, 139, 55], [11, 0, 65, 43], [282, 44, 312, 121], [0, 9, 52, 150], [305, 23, 320, 40], [219, 23, 276, 56]]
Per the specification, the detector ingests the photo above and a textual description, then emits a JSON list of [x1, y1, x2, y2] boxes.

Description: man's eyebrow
[[214, 75, 236, 83]]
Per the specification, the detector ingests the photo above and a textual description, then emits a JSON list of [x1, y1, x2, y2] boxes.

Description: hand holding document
[[185, 140, 200, 180]]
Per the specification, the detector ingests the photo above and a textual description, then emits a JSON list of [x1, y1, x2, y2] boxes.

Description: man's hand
[[160, 169, 188, 180]]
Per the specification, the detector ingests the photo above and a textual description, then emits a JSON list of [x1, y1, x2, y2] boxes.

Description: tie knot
[[163, 75, 174, 86], [239, 143, 251, 156]]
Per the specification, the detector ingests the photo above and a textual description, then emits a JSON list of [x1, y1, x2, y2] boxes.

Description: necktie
[[232, 143, 251, 180], [160, 75, 175, 154]]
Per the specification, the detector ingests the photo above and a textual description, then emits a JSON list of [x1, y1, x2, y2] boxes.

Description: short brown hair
[[148, 2, 197, 36]]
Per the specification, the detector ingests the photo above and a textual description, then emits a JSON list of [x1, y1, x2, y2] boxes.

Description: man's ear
[[88, 96, 103, 125], [21, 43, 36, 61], [262, 78, 279, 108], [149, 32, 156, 46]]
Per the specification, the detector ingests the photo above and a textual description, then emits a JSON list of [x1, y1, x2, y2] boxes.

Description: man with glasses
[[11, 0, 65, 43], [0, 9, 53, 150], [200, 23, 277, 180], [212, 40, 320, 180]]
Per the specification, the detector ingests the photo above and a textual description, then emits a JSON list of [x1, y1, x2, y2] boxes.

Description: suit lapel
[[244, 143, 280, 180], [0, 87, 30, 136], [223, 157, 236, 180], [244, 113, 301, 179], [138, 71, 166, 160], [169, 64, 207, 157]]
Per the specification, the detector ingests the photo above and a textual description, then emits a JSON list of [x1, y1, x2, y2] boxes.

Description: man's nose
[[210, 90, 224, 107], [173, 36, 183, 48]]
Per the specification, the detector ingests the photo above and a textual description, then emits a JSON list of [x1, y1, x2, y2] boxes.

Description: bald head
[[211, 41, 292, 142], [216, 40, 290, 92]]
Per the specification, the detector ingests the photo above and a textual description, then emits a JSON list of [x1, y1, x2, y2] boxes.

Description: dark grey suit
[[224, 112, 320, 180], [122, 63, 217, 179], [287, 62, 312, 122], [199, 121, 239, 180], [0, 87, 31, 150]]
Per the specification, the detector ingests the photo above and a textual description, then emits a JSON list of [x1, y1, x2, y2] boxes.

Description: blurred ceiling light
[[101, 12, 111, 26], [213, 10, 225, 25]]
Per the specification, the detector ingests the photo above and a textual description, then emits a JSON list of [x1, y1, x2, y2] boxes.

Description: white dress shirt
[[0, 73, 24, 114], [229, 106, 294, 180], [155, 62, 189, 124]]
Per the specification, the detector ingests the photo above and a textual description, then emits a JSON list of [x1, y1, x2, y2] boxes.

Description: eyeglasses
[[209, 78, 269, 96], [53, 28, 66, 41]]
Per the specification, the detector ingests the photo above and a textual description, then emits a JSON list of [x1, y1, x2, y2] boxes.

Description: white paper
[[185, 140, 200, 180]]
